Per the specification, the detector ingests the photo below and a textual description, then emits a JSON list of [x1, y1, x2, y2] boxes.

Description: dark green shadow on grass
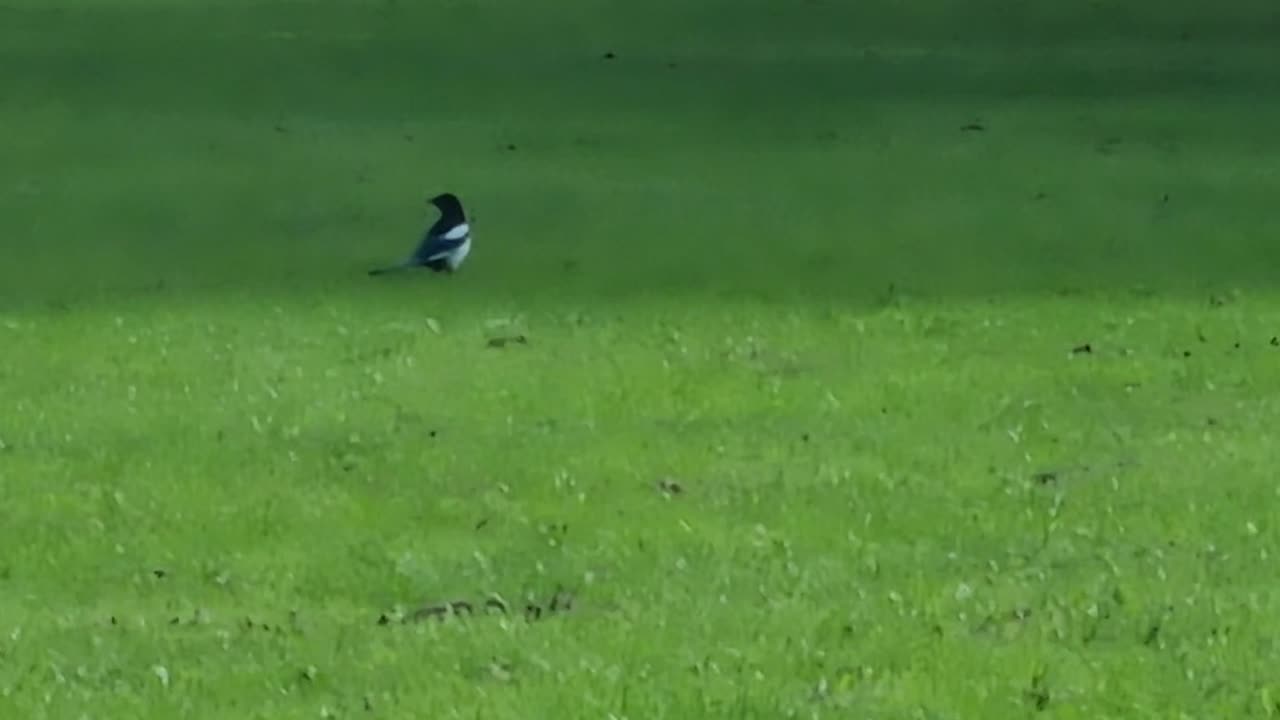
[[1, 0, 1278, 311]]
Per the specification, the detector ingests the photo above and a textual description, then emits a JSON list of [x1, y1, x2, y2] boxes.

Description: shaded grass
[[3, 0, 1280, 308], [3, 0, 1280, 717]]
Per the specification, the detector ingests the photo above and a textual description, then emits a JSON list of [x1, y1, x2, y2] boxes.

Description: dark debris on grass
[[1029, 458, 1136, 488], [387, 586, 576, 626], [486, 334, 528, 349], [1023, 667, 1051, 711], [1032, 470, 1058, 485]]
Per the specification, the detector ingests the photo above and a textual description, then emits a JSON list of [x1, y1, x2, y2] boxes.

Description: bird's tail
[[368, 261, 413, 276]]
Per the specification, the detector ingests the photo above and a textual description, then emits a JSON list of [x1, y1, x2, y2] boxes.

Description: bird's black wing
[[411, 223, 470, 263]]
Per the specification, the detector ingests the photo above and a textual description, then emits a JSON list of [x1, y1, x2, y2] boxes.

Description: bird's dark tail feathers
[[368, 261, 414, 277]]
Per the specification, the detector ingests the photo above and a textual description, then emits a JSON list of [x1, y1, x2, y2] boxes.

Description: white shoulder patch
[[442, 223, 470, 241]]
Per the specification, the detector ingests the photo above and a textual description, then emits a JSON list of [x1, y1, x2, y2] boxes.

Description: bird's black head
[[428, 192, 465, 222]]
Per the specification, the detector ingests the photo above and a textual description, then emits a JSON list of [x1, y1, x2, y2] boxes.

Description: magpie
[[369, 192, 471, 276]]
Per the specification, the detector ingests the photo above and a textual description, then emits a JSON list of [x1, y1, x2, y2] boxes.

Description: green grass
[[3, 0, 1280, 716]]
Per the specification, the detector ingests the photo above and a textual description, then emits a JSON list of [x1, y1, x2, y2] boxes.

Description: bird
[[369, 192, 472, 276]]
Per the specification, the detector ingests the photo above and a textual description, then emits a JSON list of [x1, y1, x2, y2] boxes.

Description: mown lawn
[[2, 0, 1280, 717]]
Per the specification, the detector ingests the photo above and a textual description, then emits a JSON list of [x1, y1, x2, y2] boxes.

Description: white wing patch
[[442, 223, 470, 241], [424, 224, 471, 263], [426, 236, 472, 268]]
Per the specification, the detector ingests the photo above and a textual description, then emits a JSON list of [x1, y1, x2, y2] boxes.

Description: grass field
[[4, 0, 1280, 716]]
